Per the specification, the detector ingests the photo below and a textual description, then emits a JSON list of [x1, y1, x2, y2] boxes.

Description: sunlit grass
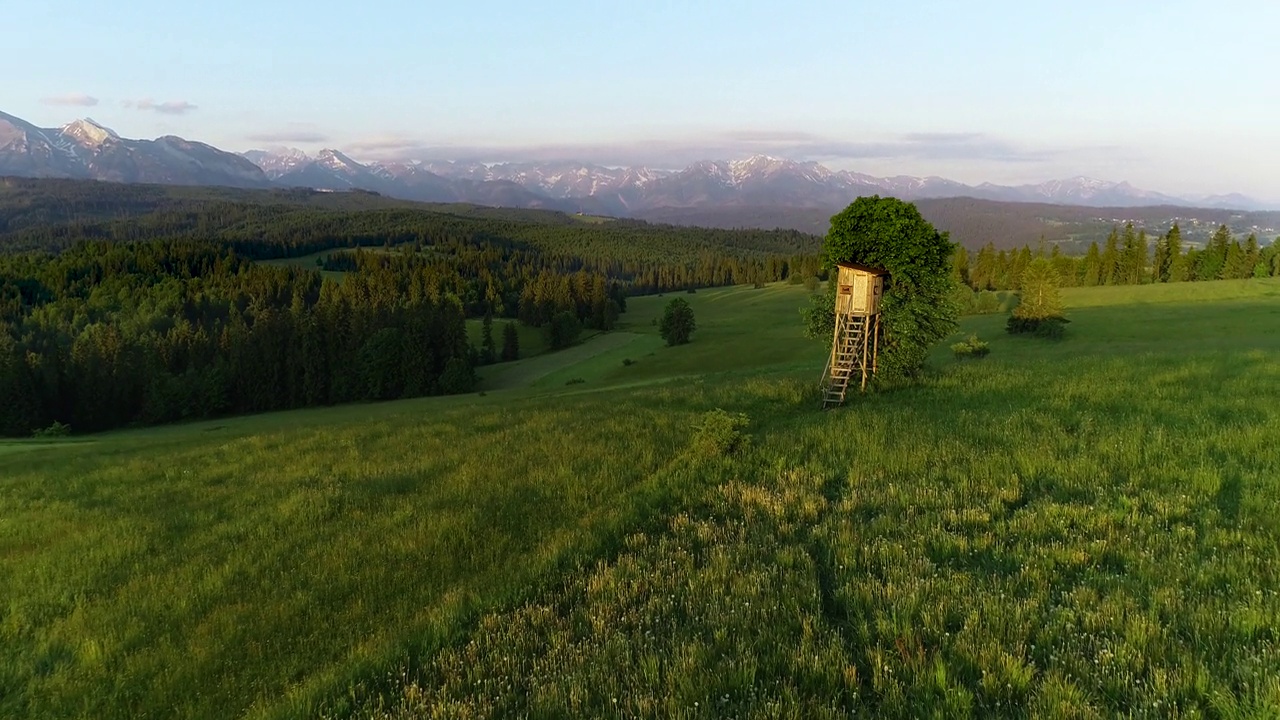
[[4, 279, 1280, 718]]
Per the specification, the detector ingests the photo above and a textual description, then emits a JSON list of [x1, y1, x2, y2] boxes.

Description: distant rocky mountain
[[2, 109, 1271, 213], [0, 111, 267, 188], [245, 146, 583, 210], [245, 147, 1271, 215]]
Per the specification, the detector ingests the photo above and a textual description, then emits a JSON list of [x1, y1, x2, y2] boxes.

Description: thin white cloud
[[247, 130, 329, 144], [343, 130, 1076, 169], [124, 99, 198, 115], [41, 93, 99, 107]]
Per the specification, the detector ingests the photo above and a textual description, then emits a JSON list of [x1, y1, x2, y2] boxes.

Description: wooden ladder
[[822, 314, 868, 409]]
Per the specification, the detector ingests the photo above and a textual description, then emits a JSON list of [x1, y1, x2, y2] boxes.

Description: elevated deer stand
[[821, 263, 886, 408]]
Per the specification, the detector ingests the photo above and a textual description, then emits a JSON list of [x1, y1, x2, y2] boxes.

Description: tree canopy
[[820, 196, 958, 382], [659, 298, 696, 346]]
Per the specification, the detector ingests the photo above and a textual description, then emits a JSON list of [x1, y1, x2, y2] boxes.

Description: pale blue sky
[[5, 0, 1278, 199]]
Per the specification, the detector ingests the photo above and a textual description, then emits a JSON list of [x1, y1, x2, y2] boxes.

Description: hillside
[[3, 279, 1279, 718]]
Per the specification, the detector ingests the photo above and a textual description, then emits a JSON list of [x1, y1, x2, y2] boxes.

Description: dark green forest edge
[[955, 223, 1280, 295], [0, 179, 820, 436]]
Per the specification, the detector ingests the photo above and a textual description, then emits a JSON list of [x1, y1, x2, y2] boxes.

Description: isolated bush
[[621, 358, 635, 366], [977, 290, 1003, 314], [33, 420, 71, 438], [950, 334, 991, 359], [690, 409, 750, 457], [659, 298, 696, 346], [564, 378, 585, 386], [817, 196, 959, 382], [1007, 315, 1069, 339]]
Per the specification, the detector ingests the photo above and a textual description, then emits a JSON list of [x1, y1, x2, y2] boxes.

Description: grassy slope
[[3, 279, 1280, 718]]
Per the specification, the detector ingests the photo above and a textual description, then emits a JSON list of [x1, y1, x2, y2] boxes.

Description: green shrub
[[564, 377, 585, 386], [690, 409, 750, 457], [950, 334, 991, 359], [32, 420, 72, 438], [622, 358, 635, 367], [1006, 316, 1069, 339]]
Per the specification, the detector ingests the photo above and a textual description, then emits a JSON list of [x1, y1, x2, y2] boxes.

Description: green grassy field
[[3, 279, 1279, 718]]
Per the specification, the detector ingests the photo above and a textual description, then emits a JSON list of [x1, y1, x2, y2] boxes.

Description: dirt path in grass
[[482, 332, 645, 390]]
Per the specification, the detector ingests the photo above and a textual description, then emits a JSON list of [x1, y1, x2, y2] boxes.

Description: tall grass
[[349, 283, 1280, 718], [3, 280, 1279, 718]]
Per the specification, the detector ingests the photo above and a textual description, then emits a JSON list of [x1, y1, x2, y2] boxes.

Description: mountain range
[[1, 110, 1272, 214]]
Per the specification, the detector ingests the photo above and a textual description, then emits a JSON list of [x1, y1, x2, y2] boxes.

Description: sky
[[5, 0, 1279, 201]]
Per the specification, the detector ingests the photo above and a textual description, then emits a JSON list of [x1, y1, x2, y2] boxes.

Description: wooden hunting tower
[[821, 263, 887, 408]]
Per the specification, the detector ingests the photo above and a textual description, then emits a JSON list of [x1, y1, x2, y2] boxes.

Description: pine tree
[[1013, 258, 1064, 320], [479, 313, 496, 365], [500, 322, 520, 362], [1117, 223, 1146, 285], [972, 242, 997, 291], [1151, 232, 1169, 283], [1166, 223, 1187, 282], [1223, 240, 1250, 279], [1245, 234, 1262, 277], [952, 245, 971, 287], [1082, 242, 1102, 286], [1101, 228, 1121, 285], [1011, 246, 1033, 290], [1200, 225, 1231, 280], [1134, 228, 1149, 284]]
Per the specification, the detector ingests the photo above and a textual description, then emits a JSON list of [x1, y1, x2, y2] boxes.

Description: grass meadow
[[3, 279, 1279, 718]]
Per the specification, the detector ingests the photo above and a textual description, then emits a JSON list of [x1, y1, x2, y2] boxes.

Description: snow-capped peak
[[316, 148, 364, 173], [60, 118, 119, 146]]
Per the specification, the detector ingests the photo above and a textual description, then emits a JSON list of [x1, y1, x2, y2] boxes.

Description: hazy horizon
[[9, 0, 1280, 202]]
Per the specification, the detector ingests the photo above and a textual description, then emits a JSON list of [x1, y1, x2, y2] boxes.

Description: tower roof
[[835, 261, 888, 275]]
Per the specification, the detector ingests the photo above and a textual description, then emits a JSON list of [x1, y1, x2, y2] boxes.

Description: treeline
[[954, 223, 1280, 290], [321, 247, 629, 331], [0, 241, 485, 436], [0, 187, 825, 436], [2, 200, 822, 295]]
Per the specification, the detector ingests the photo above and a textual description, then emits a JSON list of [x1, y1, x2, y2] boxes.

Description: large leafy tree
[[659, 298, 696, 346], [818, 195, 958, 383]]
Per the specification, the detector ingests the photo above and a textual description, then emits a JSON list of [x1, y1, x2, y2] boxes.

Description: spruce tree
[[1245, 234, 1261, 277], [1166, 223, 1187, 282], [500, 322, 520, 361], [1013, 258, 1065, 321], [1101, 228, 1121, 285], [1223, 241, 1249, 280], [1082, 242, 1102, 286], [952, 245, 971, 287], [1152, 233, 1169, 283], [479, 313, 496, 365], [972, 242, 997, 290], [1201, 225, 1231, 280]]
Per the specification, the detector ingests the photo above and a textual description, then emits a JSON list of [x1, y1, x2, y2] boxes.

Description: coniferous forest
[[953, 221, 1280, 292], [0, 180, 822, 436]]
